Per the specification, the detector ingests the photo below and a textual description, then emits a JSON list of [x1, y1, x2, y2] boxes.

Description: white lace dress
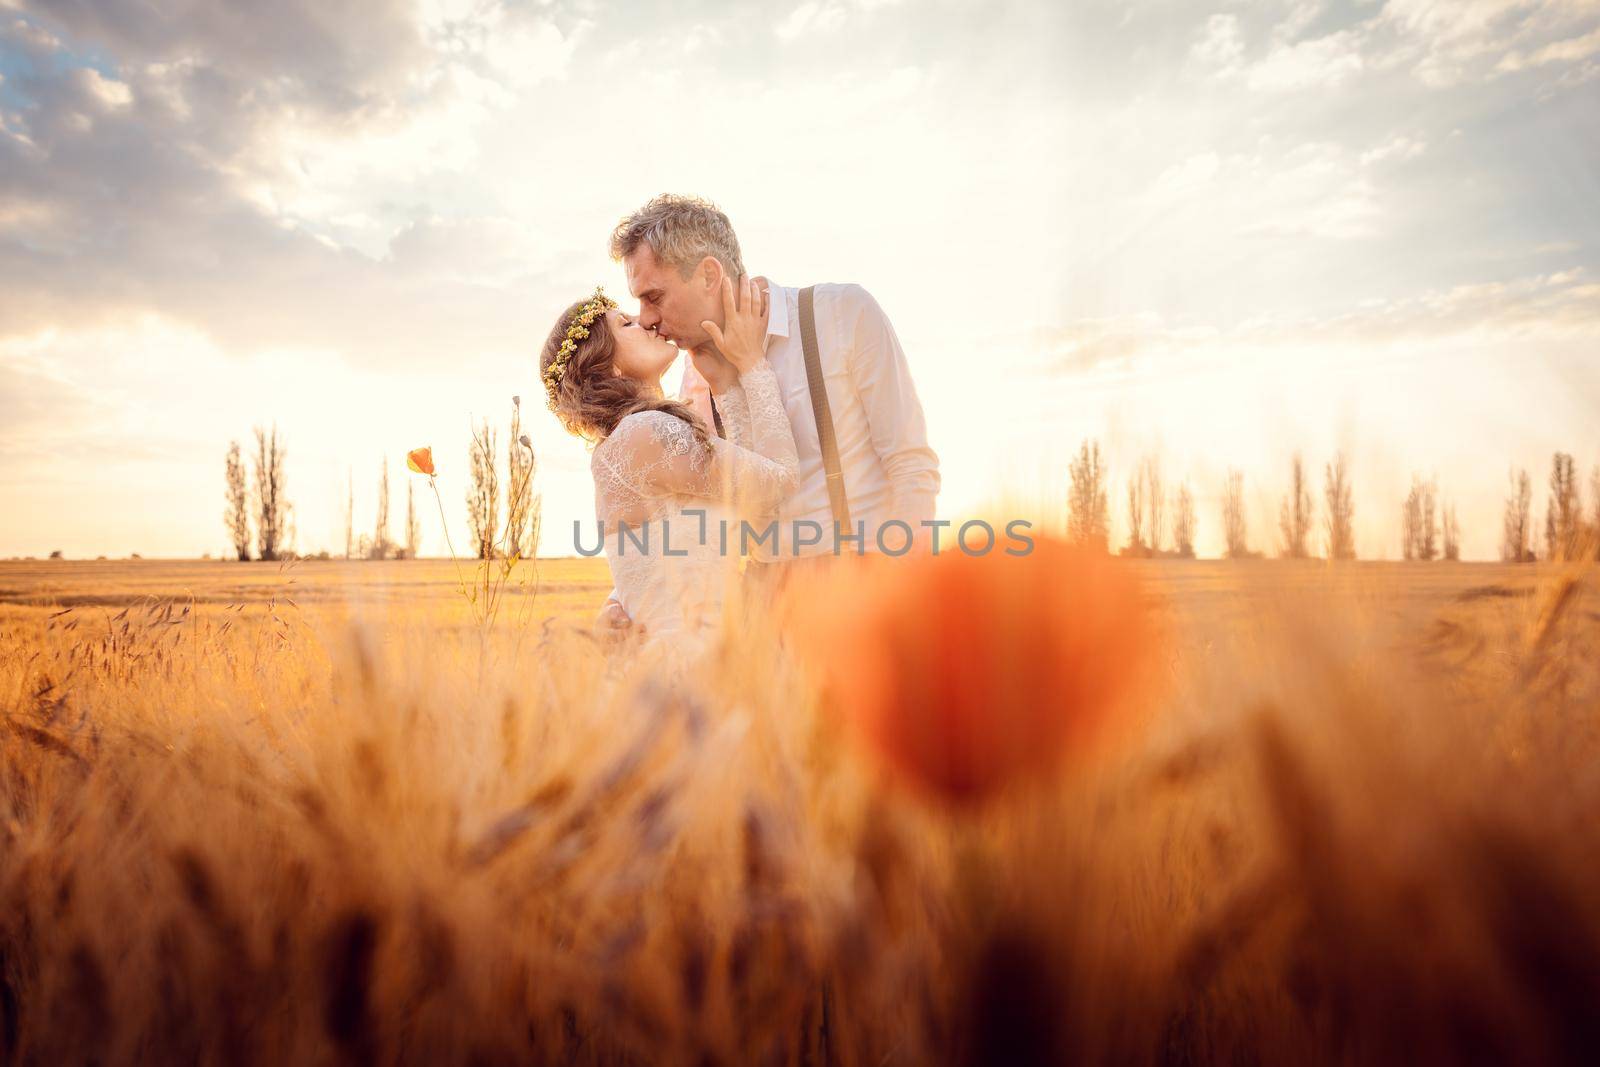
[[590, 358, 799, 648]]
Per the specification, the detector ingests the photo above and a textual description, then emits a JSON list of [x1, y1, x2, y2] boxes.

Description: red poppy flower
[[406, 447, 435, 477], [789, 535, 1154, 809]]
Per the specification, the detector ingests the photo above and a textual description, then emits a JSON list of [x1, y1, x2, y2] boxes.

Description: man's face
[[623, 243, 721, 351]]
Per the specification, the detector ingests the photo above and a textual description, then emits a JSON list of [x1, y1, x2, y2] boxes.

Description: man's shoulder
[[804, 282, 885, 320], [806, 281, 870, 301]]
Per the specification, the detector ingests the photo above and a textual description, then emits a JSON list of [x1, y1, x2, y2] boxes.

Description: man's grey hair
[[609, 194, 746, 280]]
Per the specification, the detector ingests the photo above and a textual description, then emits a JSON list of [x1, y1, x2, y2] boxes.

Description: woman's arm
[[715, 381, 751, 449], [609, 405, 798, 513]]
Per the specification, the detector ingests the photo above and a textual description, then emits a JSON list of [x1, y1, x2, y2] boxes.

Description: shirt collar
[[763, 279, 791, 343]]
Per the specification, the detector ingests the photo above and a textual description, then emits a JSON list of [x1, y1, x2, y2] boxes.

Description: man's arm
[[840, 285, 941, 534]]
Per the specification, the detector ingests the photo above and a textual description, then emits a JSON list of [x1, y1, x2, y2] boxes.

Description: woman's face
[[605, 308, 678, 385]]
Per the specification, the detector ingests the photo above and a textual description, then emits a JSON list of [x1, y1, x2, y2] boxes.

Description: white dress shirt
[[679, 281, 940, 561]]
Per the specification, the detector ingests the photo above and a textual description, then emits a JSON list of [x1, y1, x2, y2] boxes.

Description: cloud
[[1190, 13, 1244, 73], [20, 0, 430, 116], [1359, 134, 1427, 166], [1379, 0, 1600, 86], [1283, 268, 1600, 344], [1187, 0, 1600, 91], [0, 319, 203, 470], [80, 66, 130, 107], [1145, 152, 1222, 202], [1132, 137, 1409, 248], [1034, 267, 1600, 377], [1033, 315, 1220, 377], [4, 12, 60, 56], [775, 0, 903, 41], [775, 1, 849, 39], [1497, 24, 1600, 70], [0, 3, 585, 365], [1189, 11, 1367, 92], [1234, 144, 1383, 240], [1245, 30, 1366, 91]]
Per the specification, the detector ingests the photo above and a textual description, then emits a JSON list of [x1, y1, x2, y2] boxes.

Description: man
[[595, 193, 940, 639]]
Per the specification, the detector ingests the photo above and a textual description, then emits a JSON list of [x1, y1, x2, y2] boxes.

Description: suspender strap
[[798, 286, 852, 532]]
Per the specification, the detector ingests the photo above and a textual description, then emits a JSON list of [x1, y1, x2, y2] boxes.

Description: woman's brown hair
[[540, 300, 713, 450]]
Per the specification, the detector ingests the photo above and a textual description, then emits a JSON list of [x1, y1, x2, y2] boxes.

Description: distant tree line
[[1064, 440, 1598, 562], [1061, 443, 1194, 560], [1501, 452, 1599, 563], [222, 424, 293, 562], [1066, 443, 1360, 560], [223, 397, 541, 562], [342, 457, 421, 561], [222, 424, 1590, 564]]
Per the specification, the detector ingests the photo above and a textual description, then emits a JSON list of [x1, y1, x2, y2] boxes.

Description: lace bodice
[[590, 359, 799, 644]]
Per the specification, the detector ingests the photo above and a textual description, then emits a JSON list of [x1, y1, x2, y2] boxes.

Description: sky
[[1, 0, 1597, 561]]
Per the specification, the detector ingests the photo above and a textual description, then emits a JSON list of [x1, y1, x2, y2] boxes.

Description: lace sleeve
[[715, 382, 752, 449], [731, 360, 798, 487], [607, 384, 798, 512]]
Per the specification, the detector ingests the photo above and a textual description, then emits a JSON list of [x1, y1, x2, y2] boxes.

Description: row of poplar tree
[[223, 398, 539, 562], [1064, 442, 1598, 562]]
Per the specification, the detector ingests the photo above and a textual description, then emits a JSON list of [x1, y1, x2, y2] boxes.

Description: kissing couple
[[540, 194, 940, 652]]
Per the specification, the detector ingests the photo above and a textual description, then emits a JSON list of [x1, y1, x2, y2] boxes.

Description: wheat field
[[1, 554, 1597, 1066]]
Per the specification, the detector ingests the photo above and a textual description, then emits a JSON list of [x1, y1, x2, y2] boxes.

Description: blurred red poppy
[[406, 447, 435, 477], [788, 535, 1155, 809]]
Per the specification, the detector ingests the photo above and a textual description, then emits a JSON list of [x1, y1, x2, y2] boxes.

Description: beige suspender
[[798, 286, 852, 533]]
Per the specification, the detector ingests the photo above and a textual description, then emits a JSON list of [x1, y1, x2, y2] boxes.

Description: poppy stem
[[429, 475, 478, 627]]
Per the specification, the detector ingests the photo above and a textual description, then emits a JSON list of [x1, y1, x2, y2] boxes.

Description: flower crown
[[544, 287, 618, 410]]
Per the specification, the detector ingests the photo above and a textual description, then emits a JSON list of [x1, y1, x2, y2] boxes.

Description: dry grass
[[0, 556, 1597, 1065]]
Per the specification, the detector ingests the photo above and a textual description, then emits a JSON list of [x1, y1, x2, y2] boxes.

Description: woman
[[541, 276, 798, 648]]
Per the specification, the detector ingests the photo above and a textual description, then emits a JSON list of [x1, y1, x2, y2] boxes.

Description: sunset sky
[[2, 0, 1597, 561]]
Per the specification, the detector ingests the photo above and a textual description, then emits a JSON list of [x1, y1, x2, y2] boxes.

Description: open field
[[0, 554, 1580, 628], [1, 554, 1598, 1065], [0, 558, 617, 624]]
